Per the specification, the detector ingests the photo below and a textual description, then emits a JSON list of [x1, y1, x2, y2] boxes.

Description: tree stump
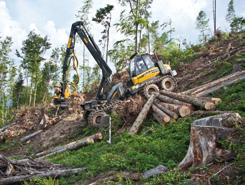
[[179, 113, 242, 170]]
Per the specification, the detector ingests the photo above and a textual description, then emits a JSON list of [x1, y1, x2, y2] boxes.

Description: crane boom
[[62, 21, 112, 100]]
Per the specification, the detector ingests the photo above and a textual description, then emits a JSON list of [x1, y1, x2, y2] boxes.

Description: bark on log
[[35, 133, 103, 159], [20, 130, 43, 143], [157, 94, 190, 106], [160, 90, 215, 110], [194, 75, 245, 97], [0, 168, 86, 185], [179, 113, 242, 170], [158, 102, 192, 117], [153, 101, 178, 119], [198, 97, 222, 105], [152, 105, 171, 123], [152, 113, 170, 124], [183, 70, 245, 96], [129, 94, 156, 134]]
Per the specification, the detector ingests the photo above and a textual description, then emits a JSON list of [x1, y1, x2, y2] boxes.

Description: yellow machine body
[[131, 67, 160, 85]]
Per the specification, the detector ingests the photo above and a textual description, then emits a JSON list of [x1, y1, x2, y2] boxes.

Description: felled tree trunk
[[129, 94, 156, 134], [157, 94, 190, 106], [183, 70, 245, 96], [158, 102, 192, 117], [153, 100, 178, 119], [179, 113, 242, 170], [152, 105, 171, 123], [35, 133, 103, 159], [160, 90, 215, 110], [0, 154, 86, 185]]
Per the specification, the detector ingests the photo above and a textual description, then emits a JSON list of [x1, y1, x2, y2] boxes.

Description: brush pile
[[0, 154, 85, 185]]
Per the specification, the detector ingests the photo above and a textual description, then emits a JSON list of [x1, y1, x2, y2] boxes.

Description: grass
[[47, 82, 244, 184], [49, 118, 192, 185]]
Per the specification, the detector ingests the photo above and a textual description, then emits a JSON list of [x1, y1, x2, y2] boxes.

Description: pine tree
[[226, 0, 235, 25], [196, 10, 210, 43], [93, 4, 114, 63]]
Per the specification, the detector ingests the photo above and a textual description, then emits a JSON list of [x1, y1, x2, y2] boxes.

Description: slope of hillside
[[0, 32, 244, 185]]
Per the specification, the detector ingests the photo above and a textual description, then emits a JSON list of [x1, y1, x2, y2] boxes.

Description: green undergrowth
[[49, 118, 192, 185], [213, 80, 245, 117], [47, 83, 244, 184]]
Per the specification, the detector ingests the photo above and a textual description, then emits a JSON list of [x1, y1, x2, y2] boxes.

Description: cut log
[[152, 113, 170, 124], [158, 102, 192, 117], [157, 94, 190, 106], [160, 90, 215, 110], [0, 168, 86, 185], [153, 101, 178, 119], [35, 133, 103, 159], [179, 113, 242, 170], [152, 105, 171, 123], [20, 130, 43, 143], [183, 70, 245, 96], [198, 97, 222, 105], [129, 94, 156, 134], [194, 75, 245, 97]]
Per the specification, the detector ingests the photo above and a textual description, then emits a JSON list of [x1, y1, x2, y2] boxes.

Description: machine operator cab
[[128, 53, 177, 95]]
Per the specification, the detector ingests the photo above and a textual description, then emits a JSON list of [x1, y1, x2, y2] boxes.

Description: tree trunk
[[160, 90, 215, 110], [183, 70, 245, 95], [129, 94, 156, 134], [33, 82, 37, 107], [29, 80, 33, 106], [153, 100, 178, 119], [0, 168, 86, 185], [157, 94, 190, 106], [158, 102, 192, 117], [213, 0, 216, 36], [152, 105, 171, 123], [20, 130, 43, 143], [179, 113, 242, 170], [35, 133, 103, 159]]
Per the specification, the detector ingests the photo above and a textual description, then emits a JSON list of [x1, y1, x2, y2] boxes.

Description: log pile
[[0, 154, 85, 185], [129, 71, 244, 133], [151, 91, 219, 125]]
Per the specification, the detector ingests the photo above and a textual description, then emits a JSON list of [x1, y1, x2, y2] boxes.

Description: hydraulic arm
[[62, 21, 112, 100]]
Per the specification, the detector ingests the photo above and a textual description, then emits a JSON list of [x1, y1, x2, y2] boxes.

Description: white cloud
[[0, 1, 27, 52], [0, 1, 69, 64], [43, 20, 68, 47]]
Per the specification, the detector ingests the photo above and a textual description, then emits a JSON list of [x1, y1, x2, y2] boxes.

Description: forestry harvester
[[53, 21, 177, 127]]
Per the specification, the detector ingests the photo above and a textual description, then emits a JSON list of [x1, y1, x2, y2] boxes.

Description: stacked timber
[[151, 90, 220, 125]]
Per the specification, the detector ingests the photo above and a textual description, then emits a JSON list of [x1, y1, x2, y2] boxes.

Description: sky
[[0, 0, 244, 69]]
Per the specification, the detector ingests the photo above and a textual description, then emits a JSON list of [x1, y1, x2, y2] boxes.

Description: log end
[[179, 106, 191, 117], [204, 102, 215, 110]]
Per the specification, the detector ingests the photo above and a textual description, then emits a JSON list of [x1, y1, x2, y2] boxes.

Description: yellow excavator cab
[[129, 54, 160, 85]]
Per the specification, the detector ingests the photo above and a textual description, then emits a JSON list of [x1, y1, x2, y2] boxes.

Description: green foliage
[[16, 31, 51, 106], [23, 177, 59, 185], [226, 0, 235, 24], [230, 17, 245, 32], [108, 40, 134, 71], [93, 4, 114, 63], [49, 118, 191, 185], [144, 170, 191, 185], [213, 81, 245, 117], [0, 36, 15, 126], [76, 0, 93, 26], [196, 10, 210, 43]]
